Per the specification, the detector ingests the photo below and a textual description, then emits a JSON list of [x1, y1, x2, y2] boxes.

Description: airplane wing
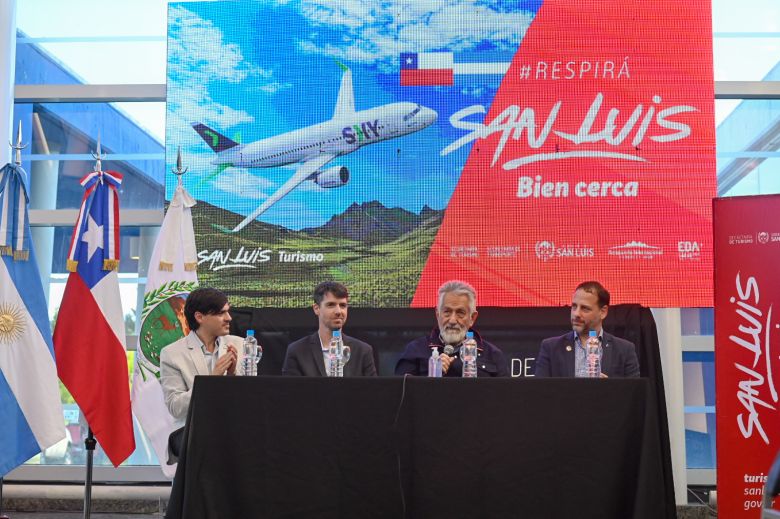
[[231, 153, 338, 232]]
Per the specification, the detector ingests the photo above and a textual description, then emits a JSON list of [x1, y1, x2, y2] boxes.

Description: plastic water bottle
[[253, 335, 263, 373], [428, 347, 442, 377], [586, 330, 602, 378], [461, 331, 478, 378], [243, 330, 259, 376], [333, 330, 349, 377], [328, 330, 344, 377], [341, 340, 351, 375]]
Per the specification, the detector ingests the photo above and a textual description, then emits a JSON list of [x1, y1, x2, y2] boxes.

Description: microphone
[[442, 344, 456, 357]]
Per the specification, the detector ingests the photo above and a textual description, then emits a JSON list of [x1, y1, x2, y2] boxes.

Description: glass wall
[[15, 0, 167, 85], [13, 102, 164, 209], [716, 98, 780, 197], [12, 3, 167, 472], [712, 0, 780, 82]]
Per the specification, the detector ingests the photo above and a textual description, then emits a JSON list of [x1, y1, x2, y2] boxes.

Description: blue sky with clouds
[[166, 0, 540, 229]]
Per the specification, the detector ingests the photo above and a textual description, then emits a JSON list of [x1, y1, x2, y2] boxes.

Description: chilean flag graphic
[[400, 52, 454, 86], [54, 170, 135, 466]]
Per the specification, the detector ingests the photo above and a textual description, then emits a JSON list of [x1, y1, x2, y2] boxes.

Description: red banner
[[714, 195, 780, 517], [413, 0, 715, 307]]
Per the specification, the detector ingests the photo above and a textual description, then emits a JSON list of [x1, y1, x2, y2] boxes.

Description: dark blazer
[[394, 328, 509, 377], [282, 332, 377, 377], [534, 331, 639, 378]]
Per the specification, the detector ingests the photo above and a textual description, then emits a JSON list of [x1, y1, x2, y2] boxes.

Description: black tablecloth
[[166, 377, 673, 519]]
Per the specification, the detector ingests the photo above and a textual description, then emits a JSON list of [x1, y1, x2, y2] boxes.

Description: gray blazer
[[282, 332, 377, 377], [534, 331, 640, 378], [160, 331, 245, 427]]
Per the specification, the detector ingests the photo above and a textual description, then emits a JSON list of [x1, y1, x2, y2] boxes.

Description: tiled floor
[[1, 484, 169, 517]]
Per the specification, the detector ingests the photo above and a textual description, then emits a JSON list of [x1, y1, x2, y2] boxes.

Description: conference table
[[166, 377, 673, 519]]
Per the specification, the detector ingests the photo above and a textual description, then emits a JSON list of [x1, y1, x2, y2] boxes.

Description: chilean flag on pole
[[53, 169, 135, 466], [400, 52, 454, 86]]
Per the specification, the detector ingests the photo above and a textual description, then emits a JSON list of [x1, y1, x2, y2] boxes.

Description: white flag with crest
[[131, 183, 198, 477]]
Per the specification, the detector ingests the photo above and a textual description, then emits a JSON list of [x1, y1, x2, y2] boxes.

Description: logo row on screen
[[445, 240, 711, 262]]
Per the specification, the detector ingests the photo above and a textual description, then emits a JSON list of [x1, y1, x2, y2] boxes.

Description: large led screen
[[166, 0, 716, 307]]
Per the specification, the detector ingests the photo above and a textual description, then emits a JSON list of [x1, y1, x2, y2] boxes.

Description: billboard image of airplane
[[166, 0, 715, 308], [191, 67, 437, 232]]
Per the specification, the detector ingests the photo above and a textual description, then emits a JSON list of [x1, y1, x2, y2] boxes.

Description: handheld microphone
[[442, 344, 456, 357]]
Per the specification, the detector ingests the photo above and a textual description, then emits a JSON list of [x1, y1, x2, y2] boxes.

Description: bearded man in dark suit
[[535, 281, 639, 378]]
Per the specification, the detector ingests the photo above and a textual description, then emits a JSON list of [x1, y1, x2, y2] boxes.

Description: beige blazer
[[160, 331, 245, 427]]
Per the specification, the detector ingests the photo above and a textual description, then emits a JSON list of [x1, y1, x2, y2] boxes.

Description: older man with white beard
[[395, 280, 508, 377]]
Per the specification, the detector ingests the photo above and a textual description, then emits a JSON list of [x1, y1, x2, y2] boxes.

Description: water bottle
[[586, 330, 602, 378], [335, 330, 346, 378], [243, 330, 259, 376], [341, 339, 351, 376], [253, 335, 263, 373], [428, 346, 442, 377], [461, 331, 478, 378], [328, 330, 343, 377]]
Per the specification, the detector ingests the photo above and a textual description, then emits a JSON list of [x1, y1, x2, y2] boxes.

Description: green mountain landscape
[[191, 200, 443, 307]]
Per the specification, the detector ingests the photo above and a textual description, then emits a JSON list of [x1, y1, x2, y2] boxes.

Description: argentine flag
[[0, 162, 65, 477]]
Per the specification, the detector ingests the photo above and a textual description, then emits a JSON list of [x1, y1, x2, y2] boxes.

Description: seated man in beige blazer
[[160, 287, 245, 429]]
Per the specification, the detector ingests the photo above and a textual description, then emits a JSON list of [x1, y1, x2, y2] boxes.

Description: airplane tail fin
[[332, 67, 354, 119], [191, 123, 240, 153]]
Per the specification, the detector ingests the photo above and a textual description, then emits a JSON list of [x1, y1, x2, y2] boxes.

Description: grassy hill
[[191, 200, 443, 307]]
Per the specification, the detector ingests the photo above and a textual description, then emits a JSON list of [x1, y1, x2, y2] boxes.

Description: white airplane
[[192, 67, 438, 232]]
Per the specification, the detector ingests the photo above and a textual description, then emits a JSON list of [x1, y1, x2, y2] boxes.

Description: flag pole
[[0, 124, 28, 519], [0, 476, 10, 519], [83, 428, 97, 519], [174, 145, 188, 186], [82, 137, 105, 519], [10, 120, 25, 166]]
